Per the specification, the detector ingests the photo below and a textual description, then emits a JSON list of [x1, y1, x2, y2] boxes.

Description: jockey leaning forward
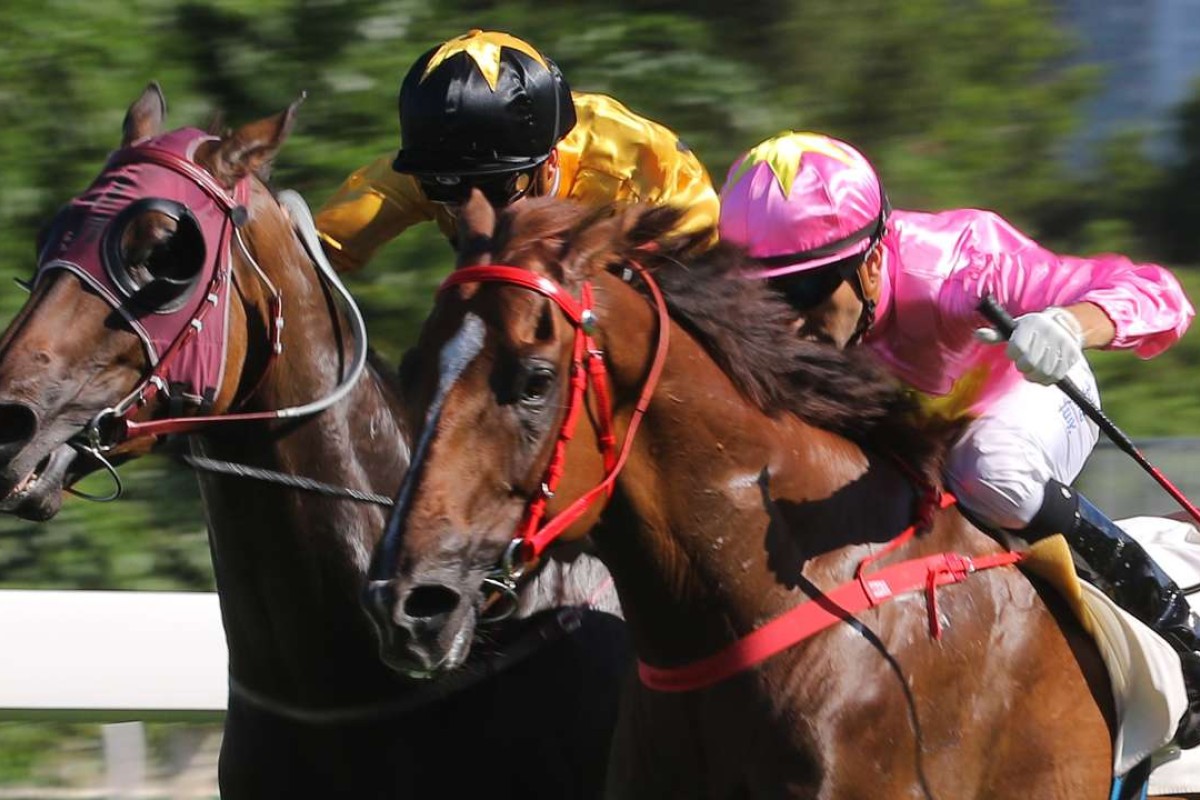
[[718, 130, 1200, 747], [315, 29, 719, 273]]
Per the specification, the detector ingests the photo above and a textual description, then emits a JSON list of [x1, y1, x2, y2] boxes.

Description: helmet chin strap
[[530, 147, 563, 199], [846, 247, 881, 347], [542, 157, 562, 198], [846, 285, 875, 348]]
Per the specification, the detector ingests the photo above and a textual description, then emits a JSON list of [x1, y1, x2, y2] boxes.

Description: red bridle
[[62, 141, 291, 449], [438, 262, 671, 584], [439, 262, 1028, 691], [61, 142, 362, 452]]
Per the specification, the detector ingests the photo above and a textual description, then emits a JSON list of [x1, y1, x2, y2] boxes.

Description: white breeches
[[944, 360, 1101, 530]]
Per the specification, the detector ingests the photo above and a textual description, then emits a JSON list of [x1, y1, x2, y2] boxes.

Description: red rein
[[441, 265, 1026, 694]]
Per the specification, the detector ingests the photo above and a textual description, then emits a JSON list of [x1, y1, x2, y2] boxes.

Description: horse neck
[[591, 271, 919, 667], [194, 182, 409, 699]]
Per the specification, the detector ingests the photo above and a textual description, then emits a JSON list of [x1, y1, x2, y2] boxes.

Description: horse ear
[[456, 189, 495, 268], [561, 207, 623, 279], [121, 82, 167, 147], [208, 92, 305, 188], [204, 110, 229, 138]]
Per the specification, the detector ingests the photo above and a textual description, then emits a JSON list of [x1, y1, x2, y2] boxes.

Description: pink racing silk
[[33, 128, 244, 410], [719, 133, 885, 277], [863, 209, 1195, 416]]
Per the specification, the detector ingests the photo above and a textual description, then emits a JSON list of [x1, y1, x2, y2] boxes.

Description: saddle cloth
[[1025, 516, 1200, 791], [1123, 516, 1200, 795]]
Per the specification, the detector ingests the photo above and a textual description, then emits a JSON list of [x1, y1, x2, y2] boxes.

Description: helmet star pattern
[[719, 131, 885, 277], [421, 30, 548, 90], [393, 30, 576, 176], [728, 131, 859, 199]]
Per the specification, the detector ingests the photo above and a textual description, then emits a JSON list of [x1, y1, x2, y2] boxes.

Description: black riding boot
[[1027, 479, 1200, 749]]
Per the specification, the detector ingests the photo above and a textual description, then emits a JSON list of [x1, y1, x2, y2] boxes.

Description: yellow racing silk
[[315, 92, 719, 272], [909, 363, 993, 423]]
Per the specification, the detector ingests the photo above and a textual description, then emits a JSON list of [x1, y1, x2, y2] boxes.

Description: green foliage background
[[1, 0, 1200, 787]]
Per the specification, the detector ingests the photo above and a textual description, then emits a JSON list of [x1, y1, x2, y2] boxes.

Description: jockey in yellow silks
[[316, 30, 718, 273]]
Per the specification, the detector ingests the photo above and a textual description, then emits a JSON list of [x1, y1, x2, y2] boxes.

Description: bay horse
[[0, 85, 627, 799], [364, 191, 1151, 798]]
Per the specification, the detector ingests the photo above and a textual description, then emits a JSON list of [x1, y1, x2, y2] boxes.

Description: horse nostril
[[0, 404, 38, 448], [403, 584, 461, 621]]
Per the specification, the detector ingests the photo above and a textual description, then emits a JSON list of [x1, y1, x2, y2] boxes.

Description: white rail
[[0, 590, 227, 720]]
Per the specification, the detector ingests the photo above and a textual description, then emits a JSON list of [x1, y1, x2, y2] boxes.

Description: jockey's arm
[[565, 94, 719, 242], [955, 211, 1193, 359], [1062, 301, 1117, 349], [315, 154, 437, 273], [997, 250, 1192, 359]]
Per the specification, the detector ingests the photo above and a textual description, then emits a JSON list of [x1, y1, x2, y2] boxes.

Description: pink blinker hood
[[33, 128, 248, 411]]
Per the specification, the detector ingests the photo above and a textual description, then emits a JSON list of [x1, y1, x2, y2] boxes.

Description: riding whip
[[977, 294, 1200, 526]]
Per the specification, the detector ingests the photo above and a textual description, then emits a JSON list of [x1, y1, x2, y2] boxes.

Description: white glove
[[974, 306, 1084, 385]]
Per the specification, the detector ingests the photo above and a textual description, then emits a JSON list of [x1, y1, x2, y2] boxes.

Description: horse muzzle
[[0, 443, 78, 520], [363, 577, 478, 679]]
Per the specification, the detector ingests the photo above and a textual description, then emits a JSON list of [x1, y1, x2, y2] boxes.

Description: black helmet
[[392, 30, 577, 179]]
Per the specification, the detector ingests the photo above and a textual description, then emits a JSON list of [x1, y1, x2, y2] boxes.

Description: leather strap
[[638, 494, 1026, 692]]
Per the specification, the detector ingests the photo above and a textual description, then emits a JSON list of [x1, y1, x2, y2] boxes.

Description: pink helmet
[[719, 132, 888, 279]]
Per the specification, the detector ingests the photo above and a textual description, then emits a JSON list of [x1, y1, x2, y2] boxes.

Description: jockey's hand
[[974, 306, 1085, 385]]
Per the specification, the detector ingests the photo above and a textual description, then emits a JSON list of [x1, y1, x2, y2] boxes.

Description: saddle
[[1023, 517, 1200, 793]]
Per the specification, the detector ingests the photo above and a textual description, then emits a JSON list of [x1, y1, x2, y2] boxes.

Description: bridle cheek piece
[[437, 263, 670, 621]]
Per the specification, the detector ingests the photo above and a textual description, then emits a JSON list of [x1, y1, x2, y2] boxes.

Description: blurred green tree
[[741, 0, 1096, 232], [2, 0, 1198, 593]]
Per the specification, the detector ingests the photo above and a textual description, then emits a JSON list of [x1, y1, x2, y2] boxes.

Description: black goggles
[[418, 169, 537, 207], [768, 260, 859, 311]]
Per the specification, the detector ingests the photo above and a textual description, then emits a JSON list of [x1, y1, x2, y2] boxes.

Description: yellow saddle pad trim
[[1014, 526, 1191, 779], [1017, 533, 1096, 638]]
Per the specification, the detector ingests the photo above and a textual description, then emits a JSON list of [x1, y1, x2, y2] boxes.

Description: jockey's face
[[788, 275, 864, 348], [420, 149, 559, 214], [770, 246, 883, 349], [420, 169, 537, 208]]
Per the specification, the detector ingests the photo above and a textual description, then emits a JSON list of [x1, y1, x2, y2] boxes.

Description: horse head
[[0, 82, 303, 520], [363, 184, 963, 674], [364, 190, 683, 674]]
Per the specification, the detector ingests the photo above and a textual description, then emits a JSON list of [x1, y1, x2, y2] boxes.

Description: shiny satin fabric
[[392, 30, 576, 176], [719, 131, 886, 277], [865, 208, 1194, 415], [315, 92, 720, 273]]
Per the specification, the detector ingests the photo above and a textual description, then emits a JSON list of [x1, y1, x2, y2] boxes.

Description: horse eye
[[139, 231, 202, 282], [103, 198, 207, 313], [520, 366, 556, 405]]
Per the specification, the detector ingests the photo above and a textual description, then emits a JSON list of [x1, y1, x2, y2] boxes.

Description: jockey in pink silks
[[719, 131, 1200, 747]]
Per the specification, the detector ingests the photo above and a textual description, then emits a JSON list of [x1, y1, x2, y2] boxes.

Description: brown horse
[[363, 191, 1148, 798], [0, 85, 628, 799]]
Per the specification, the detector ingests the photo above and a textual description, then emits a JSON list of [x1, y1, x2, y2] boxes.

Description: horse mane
[[488, 198, 963, 488]]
